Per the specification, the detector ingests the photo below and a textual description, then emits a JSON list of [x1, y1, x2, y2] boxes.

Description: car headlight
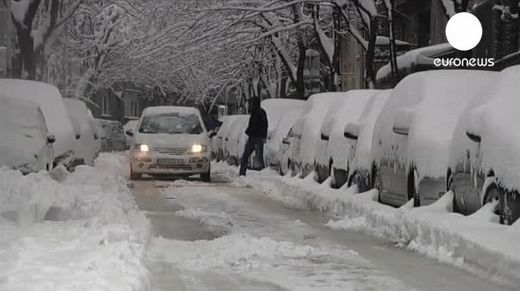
[[137, 144, 149, 152], [191, 144, 206, 153]]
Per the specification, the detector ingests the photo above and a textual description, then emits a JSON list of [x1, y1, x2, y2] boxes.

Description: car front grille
[[152, 164, 192, 170], [154, 147, 188, 155]]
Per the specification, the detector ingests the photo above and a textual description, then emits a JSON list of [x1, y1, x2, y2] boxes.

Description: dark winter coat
[[245, 108, 268, 138]]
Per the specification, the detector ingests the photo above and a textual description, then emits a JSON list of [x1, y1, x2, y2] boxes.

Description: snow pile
[[215, 163, 520, 287], [149, 233, 409, 291], [0, 153, 151, 290]]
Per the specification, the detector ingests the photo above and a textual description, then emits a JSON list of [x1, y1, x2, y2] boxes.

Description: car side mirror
[[344, 122, 360, 140], [47, 134, 56, 144], [320, 133, 329, 141], [393, 108, 414, 136], [126, 129, 134, 137], [282, 137, 290, 145], [466, 131, 482, 143]]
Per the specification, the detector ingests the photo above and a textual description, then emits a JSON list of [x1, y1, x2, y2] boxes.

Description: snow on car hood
[[135, 133, 209, 148]]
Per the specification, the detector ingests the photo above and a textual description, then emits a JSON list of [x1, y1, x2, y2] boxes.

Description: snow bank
[[0, 153, 151, 290], [215, 163, 520, 287]]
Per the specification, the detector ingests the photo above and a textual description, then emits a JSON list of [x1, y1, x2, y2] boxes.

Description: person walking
[[239, 97, 268, 176]]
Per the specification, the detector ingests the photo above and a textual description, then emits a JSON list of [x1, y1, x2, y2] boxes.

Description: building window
[[101, 96, 110, 116], [125, 100, 139, 118]]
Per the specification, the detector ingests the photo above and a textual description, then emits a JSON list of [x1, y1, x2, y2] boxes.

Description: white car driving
[[127, 106, 211, 181]]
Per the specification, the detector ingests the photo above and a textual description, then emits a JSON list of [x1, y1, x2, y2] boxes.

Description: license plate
[[157, 159, 184, 165]]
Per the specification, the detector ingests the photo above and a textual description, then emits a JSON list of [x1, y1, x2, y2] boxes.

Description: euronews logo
[[434, 12, 494, 68]]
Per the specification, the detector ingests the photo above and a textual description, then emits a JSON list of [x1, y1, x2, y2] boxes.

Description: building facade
[[338, 0, 451, 90]]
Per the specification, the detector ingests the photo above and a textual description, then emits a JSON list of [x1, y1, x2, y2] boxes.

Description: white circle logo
[[445, 12, 482, 51]]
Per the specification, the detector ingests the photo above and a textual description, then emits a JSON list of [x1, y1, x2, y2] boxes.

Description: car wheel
[[484, 184, 503, 219], [201, 171, 211, 182], [349, 171, 367, 193], [373, 166, 383, 203], [130, 166, 142, 180], [201, 166, 211, 182], [410, 169, 420, 207]]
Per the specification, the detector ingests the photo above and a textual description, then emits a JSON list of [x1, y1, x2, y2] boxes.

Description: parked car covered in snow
[[0, 79, 76, 168], [96, 119, 126, 152], [284, 93, 349, 177], [126, 106, 210, 181], [372, 70, 497, 207], [449, 65, 520, 224], [342, 90, 392, 193], [0, 97, 55, 173], [314, 90, 379, 187], [64, 99, 100, 167], [262, 99, 305, 169]]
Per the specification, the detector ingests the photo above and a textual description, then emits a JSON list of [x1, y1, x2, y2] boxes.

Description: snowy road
[[131, 169, 514, 291]]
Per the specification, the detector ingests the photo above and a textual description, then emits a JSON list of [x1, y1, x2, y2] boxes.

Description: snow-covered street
[[130, 156, 516, 291], [0, 153, 150, 290]]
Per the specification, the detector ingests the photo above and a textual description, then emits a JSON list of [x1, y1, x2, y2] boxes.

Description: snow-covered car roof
[[262, 98, 305, 139], [450, 65, 520, 190], [373, 69, 497, 178]]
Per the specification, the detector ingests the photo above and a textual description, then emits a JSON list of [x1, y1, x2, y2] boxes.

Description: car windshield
[[0, 103, 43, 139], [139, 113, 202, 134]]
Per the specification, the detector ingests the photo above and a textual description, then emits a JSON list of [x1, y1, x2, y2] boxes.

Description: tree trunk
[[15, 26, 37, 80], [295, 40, 306, 99], [503, 0, 520, 56], [386, 0, 398, 86], [365, 18, 377, 88]]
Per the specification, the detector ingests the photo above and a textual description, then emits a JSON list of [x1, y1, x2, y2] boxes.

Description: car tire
[[201, 167, 211, 182], [349, 171, 367, 193], [373, 165, 383, 203], [484, 184, 503, 222], [130, 166, 142, 180], [410, 169, 420, 207]]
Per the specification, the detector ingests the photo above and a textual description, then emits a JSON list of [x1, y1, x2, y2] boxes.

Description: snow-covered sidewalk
[[0, 154, 151, 290], [216, 163, 520, 287]]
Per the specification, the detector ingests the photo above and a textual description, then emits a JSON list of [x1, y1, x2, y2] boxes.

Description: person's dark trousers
[[239, 137, 265, 176]]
